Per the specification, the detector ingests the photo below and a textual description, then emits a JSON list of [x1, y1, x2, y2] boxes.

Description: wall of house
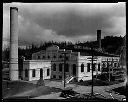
[[77, 56, 102, 81], [23, 60, 51, 81]]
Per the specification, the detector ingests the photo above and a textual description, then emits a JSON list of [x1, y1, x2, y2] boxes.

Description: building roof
[[73, 48, 119, 57]]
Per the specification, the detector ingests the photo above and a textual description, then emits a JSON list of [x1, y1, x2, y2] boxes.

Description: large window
[[59, 63, 63, 72], [93, 63, 96, 71], [87, 63, 90, 72], [47, 69, 50, 76], [53, 75, 56, 78], [59, 75, 62, 79], [65, 63, 69, 72], [53, 55, 56, 59], [40, 69, 43, 78], [48, 55, 50, 59], [25, 69, 28, 77], [102, 62, 106, 68], [114, 63, 117, 67], [42, 56, 45, 59], [53, 63, 56, 71], [81, 63, 84, 72], [98, 63, 100, 71], [32, 69, 36, 77], [59, 55, 62, 58]]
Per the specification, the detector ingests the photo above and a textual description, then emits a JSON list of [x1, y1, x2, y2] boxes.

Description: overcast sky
[[3, 3, 126, 47]]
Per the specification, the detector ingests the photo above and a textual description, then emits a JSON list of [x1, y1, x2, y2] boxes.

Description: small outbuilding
[[22, 60, 51, 81]]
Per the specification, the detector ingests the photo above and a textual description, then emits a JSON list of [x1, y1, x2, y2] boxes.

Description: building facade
[[31, 45, 119, 82], [23, 60, 51, 81]]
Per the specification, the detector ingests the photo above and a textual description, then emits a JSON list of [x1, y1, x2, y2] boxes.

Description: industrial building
[[7, 7, 123, 82], [29, 44, 119, 82]]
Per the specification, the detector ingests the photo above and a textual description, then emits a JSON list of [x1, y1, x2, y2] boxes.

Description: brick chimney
[[97, 30, 101, 49]]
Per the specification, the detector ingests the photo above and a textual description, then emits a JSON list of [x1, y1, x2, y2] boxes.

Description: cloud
[[3, 3, 126, 46]]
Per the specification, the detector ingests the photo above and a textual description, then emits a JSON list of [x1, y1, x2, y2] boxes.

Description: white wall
[[23, 60, 51, 81]]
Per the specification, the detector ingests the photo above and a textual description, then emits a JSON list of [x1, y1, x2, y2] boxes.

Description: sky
[[3, 3, 126, 47]]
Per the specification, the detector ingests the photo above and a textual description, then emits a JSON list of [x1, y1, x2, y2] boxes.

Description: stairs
[[65, 76, 74, 84]]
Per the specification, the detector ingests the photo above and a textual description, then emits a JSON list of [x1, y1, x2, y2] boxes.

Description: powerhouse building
[[22, 45, 119, 82]]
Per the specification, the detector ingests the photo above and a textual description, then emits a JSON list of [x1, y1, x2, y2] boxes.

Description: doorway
[[73, 64, 76, 76], [40, 69, 43, 78]]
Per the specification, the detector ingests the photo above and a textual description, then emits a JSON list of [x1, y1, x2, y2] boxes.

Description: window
[[81, 64, 84, 72], [66, 56, 69, 60], [93, 63, 96, 71], [87, 63, 90, 72], [59, 55, 62, 58], [98, 63, 100, 71], [114, 63, 117, 67], [25, 69, 28, 77], [38, 56, 40, 59], [40, 69, 43, 78], [32, 69, 36, 77], [53, 63, 56, 71], [47, 69, 50, 76], [65, 63, 69, 72], [59, 63, 63, 72], [102, 62, 106, 68], [59, 76, 62, 79], [53, 55, 56, 59], [53, 75, 56, 78], [48, 56, 50, 59], [43, 56, 45, 59]]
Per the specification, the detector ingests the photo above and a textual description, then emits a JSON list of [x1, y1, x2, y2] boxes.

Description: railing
[[65, 76, 74, 84]]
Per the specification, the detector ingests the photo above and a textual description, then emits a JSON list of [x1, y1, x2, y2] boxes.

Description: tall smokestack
[[10, 7, 19, 80], [97, 30, 101, 49]]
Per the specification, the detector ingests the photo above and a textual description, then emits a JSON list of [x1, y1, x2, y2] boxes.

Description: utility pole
[[62, 51, 68, 89], [107, 58, 110, 82], [91, 47, 94, 97]]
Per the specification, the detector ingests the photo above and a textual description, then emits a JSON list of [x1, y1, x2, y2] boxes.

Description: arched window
[[81, 63, 84, 72], [40, 69, 43, 78], [32, 69, 36, 77], [98, 63, 100, 71], [53, 55, 56, 59], [72, 64, 76, 75], [59, 63, 63, 72], [53, 63, 56, 71], [48, 55, 50, 59], [59, 55, 62, 58], [42, 56, 45, 59], [38, 56, 40, 59], [93, 63, 96, 71], [73, 64, 76, 69], [65, 63, 69, 72], [87, 63, 90, 72], [102, 62, 106, 68]]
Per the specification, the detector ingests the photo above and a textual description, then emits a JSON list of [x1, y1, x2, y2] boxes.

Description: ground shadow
[[112, 86, 126, 96], [2, 80, 62, 99], [72, 78, 123, 86]]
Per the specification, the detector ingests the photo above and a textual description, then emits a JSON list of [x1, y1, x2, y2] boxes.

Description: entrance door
[[40, 69, 43, 78], [73, 64, 76, 76]]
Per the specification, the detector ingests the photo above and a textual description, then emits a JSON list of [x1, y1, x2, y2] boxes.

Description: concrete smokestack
[[10, 7, 19, 80], [97, 30, 101, 49]]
